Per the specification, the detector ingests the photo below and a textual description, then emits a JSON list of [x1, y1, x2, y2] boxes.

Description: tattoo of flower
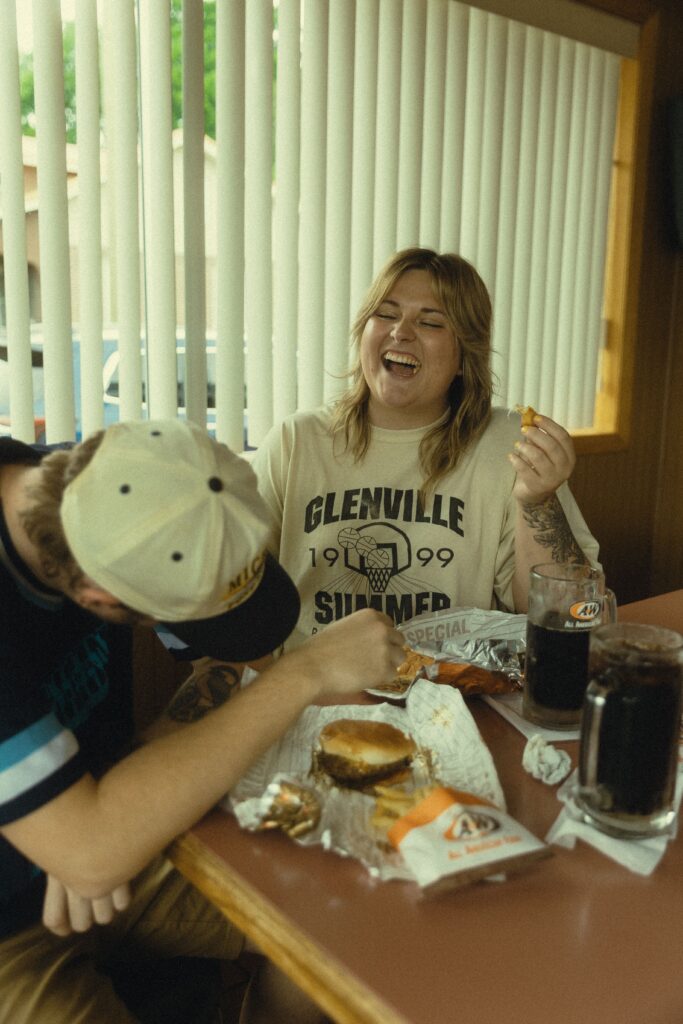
[[168, 664, 241, 723], [520, 495, 589, 564]]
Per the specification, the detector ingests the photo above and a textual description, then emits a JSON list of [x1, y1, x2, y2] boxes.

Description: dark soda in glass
[[523, 613, 591, 730], [578, 645, 682, 833]]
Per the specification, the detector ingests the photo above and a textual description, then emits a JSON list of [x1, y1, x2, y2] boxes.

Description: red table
[[170, 592, 683, 1024]]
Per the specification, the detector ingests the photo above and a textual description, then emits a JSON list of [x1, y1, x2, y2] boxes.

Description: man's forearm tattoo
[[521, 495, 589, 564], [167, 664, 241, 723]]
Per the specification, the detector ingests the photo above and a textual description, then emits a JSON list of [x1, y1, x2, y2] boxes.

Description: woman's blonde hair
[[20, 431, 104, 589], [331, 247, 493, 494]]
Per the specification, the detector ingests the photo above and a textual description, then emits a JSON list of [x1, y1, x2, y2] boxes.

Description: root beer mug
[[577, 623, 683, 839], [523, 563, 617, 731]]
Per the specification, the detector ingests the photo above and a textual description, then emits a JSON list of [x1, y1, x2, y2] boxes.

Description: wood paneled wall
[[569, 0, 683, 604]]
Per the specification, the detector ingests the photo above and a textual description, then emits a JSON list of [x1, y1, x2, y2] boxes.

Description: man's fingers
[[42, 875, 71, 936], [66, 888, 95, 932], [111, 882, 132, 912]]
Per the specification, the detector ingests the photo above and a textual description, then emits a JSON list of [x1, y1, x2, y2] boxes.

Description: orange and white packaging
[[387, 787, 550, 894]]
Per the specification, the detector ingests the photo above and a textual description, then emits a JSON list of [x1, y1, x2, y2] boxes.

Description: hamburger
[[317, 718, 417, 788]]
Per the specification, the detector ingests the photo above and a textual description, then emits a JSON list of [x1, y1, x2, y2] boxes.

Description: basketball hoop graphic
[[338, 523, 411, 594]]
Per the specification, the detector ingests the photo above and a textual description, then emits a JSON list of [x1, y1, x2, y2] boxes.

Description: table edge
[[168, 831, 409, 1024]]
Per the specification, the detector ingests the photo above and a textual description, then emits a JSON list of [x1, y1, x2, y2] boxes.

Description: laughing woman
[[252, 248, 600, 649]]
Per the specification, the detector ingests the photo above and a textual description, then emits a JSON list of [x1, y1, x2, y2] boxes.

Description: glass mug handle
[[580, 680, 609, 792], [601, 588, 617, 624]]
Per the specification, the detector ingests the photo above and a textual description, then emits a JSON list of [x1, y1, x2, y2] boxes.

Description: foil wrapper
[[400, 607, 527, 683], [227, 680, 506, 883]]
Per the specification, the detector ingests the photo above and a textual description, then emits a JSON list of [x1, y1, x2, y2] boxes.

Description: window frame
[[570, 6, 658, 455]]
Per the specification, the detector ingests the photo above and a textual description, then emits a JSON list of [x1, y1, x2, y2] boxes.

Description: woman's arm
[[508, 412, 589, 612]]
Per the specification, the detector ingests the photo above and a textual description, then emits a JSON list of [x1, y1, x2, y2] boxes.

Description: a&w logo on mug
[[570, 600, 601, 622]]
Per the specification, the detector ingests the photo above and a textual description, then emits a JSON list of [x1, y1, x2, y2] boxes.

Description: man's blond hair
[[20, 432, 104, 589]]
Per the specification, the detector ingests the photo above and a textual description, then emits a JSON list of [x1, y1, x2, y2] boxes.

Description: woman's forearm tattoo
[[520, 495, 589, 564], [167, 663, 241, 723]]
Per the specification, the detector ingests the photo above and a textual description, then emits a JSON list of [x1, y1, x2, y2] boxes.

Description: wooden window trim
[[572, 12, 658, 455]]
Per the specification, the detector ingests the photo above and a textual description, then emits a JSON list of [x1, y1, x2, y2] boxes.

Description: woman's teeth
[[382, 351, 420, 375]]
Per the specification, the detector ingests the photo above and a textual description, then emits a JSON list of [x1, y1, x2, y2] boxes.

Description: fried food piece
[[259, 782, 321, 838], [377, 645, 518, 697], [432, 661, 517, 696], [514, 404, 538, 428], [371, 784, 434, 833], [371, 645, 435, 693]]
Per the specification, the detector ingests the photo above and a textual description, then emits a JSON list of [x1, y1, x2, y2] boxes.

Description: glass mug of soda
[[577, 623, 683, 839], [523, 563, 617, 731]]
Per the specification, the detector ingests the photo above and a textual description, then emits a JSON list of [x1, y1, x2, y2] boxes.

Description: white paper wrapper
[[546, 767, 683, 876], [226, 680, 506, 882], [522, 735, 572, 785]]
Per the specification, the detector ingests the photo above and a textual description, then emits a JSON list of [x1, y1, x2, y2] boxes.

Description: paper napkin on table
[[546, 770, 682, 876], [522, 735, 572, 785]]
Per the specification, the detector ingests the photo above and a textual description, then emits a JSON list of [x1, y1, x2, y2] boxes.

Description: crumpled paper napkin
[[522, 734, 572, 785], [545, 770, 682, 876]]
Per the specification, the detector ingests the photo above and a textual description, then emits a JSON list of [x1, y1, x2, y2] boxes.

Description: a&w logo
[[569, 600, 601, 622], [442, 810, 500, 842]]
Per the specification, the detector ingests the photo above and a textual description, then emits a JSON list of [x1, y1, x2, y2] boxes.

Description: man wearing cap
[[0, 419, 404, 1023]]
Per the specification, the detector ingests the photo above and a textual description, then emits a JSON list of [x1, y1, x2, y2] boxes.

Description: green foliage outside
[[19, 1, 218, 144]]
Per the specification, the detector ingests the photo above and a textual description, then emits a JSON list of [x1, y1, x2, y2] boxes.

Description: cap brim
[[161, 554, 300, 662]]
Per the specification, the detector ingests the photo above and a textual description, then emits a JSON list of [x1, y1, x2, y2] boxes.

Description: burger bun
[[317, 718, 417, 788]]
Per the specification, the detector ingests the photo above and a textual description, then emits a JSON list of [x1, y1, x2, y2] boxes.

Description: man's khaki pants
[[0, 856, 244, 1024]]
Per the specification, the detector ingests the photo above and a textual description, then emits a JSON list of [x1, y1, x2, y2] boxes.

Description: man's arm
[[142, 657, 246, 740], [2, 609, 404, 899]]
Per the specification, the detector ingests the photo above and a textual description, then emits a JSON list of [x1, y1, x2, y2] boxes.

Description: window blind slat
[[459, 6, 487, 265], [506, 27, 543, 406], [215, 0, 245, 449], [583, 53, 620, 425], [396, 0, 426, 250], [245, 0, 274, 444], [324, 0, 355, 403], [475, 12, 507, 297], [298, 0, 328, 410], [273, 0, 301, 422], [0, 1, 35, 442], [373, 0, 402, 271], [439, 2, 468, 253], [349, 0, 379, 318], [419, 0, 448, 249], [539, 37, 574, 413], [139, 0, 177, 420], [75, 0, 104, 438], [522, 31, 560, 403], [568, 46, 606, 428], [553, 43, 589, 424], [491, 18, 525, 401], [33, 0, 75, 442], [182, 0, 208, 430], [103, 0, 142, 425]]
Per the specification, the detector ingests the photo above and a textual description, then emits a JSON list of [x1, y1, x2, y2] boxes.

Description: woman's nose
[[391, 317, 415, 342]]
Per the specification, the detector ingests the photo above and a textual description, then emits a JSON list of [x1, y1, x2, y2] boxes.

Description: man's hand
[[42, 874, 131, 936], [509, 412, 576, 505], [287, 609, 405, 698]]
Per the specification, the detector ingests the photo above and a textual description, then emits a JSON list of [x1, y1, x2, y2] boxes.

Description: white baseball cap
[[61, 419, 300, 661]]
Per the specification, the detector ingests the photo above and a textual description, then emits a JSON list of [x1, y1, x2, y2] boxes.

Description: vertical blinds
[[0, 0, 621, 448]]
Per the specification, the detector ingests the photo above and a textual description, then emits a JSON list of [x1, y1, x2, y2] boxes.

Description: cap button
[[208, 476, 223, 492]]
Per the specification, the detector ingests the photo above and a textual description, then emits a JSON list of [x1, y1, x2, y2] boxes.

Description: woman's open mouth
[[381, 351, 421, 377]]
